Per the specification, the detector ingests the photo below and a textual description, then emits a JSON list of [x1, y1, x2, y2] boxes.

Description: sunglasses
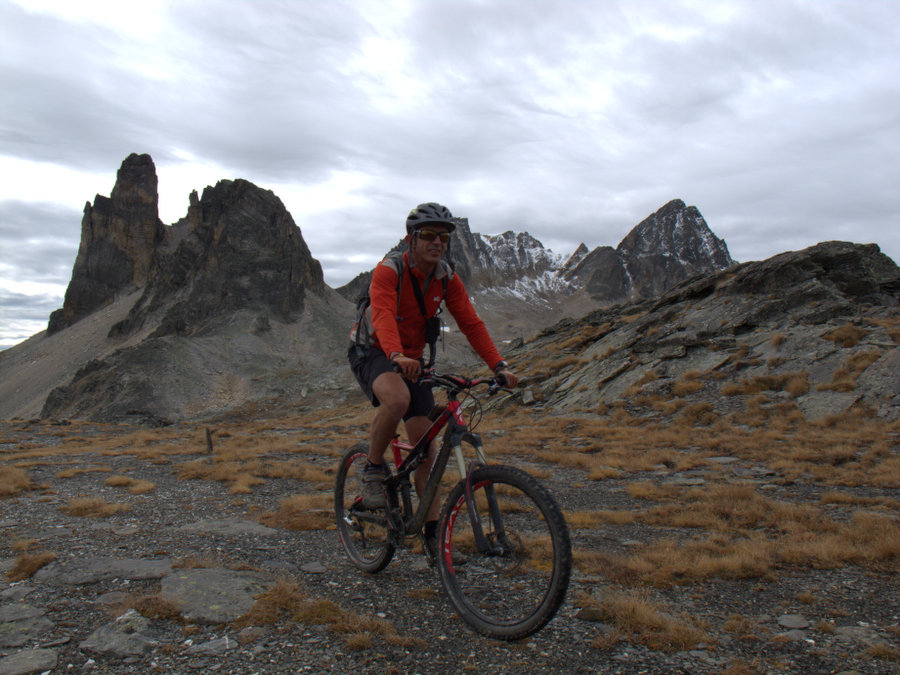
[[416, 228, 451, 243]]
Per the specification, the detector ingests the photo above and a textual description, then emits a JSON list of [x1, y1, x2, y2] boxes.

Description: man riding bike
[[348, 202, 518, 558]]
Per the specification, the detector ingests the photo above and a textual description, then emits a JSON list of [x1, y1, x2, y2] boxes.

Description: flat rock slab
[[0, 648, 58, 675], [79, 609, 160, 657], [0, 586, 34, 602], [176, 518, 279, 537], [777, 614, 810, 629], [185, 636, 239, 655], [0, 603, 53, 648], [834, 625, 888, 646], [0, 604, 44, 623], [33, 557, 174, 585], [160, 568, 272, 624], [0, 558, 13, 576], [795, 391, 859, 422]]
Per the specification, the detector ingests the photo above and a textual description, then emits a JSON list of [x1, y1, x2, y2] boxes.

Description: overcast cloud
[[1, 0, 898, 348]]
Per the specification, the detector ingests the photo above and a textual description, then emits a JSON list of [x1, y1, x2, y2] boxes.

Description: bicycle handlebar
[[390, 364, 510, 395], [420, 369, 509, 396]]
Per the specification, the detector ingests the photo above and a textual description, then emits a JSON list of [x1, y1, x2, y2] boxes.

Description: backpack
[[351, 251, 453, 367]]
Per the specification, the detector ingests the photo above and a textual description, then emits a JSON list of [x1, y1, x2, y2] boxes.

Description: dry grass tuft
[[676, 402, 716, 426], [173, 556, 219, 569], [822, 323, 867, 347], [818, 351, 882, 392], [258, 493, 334, 531], [862, 643, 900, 662], [105, 475, 156, 494], [723, 613, 769, 641], [10, 538, 40, 552], [126, 594, 185, 622], [407, 587, 439, 601], [0, 464, 33, 497], [580, 590, 708, 652], [722, 660, 766, 675], [576, 474, 900, 586], [671, 370, 706, 397], [566, 509, 637, 529], [232, 579, 310, 628], [530, 355, 583, 380], [60, 497, 131, 517], [5, 551, 57, 581], [57, 465, 113, 479], [721, 372, 809, 398], [232, 578, 419, 650]]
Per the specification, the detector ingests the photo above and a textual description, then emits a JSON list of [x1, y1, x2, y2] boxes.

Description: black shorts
[[348, 345, 435, 421]]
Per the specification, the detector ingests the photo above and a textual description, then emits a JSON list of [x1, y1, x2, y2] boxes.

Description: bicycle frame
[[386, 390, 488, 539]]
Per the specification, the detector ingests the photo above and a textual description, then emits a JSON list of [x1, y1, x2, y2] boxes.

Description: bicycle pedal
[[343, 515, 363, 533]]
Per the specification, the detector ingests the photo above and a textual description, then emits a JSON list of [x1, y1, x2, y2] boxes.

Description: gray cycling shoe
[[361, 462, 388, 509]]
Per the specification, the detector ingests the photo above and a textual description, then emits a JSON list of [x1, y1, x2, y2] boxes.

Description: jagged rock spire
[[48, 153, 164, 334]]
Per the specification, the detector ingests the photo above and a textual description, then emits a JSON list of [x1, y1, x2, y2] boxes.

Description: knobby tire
[[334, 442, 395, 573], [436, 464, 572, 640]]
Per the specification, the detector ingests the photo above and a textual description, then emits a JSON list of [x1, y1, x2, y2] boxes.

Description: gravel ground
[[2, 418, 899, 675]]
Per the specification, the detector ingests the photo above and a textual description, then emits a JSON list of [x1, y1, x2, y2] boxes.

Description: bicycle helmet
[[406, 202, 456, 235]]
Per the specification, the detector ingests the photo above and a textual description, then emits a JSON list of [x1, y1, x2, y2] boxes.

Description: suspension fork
[[455, 432, 507, 555]]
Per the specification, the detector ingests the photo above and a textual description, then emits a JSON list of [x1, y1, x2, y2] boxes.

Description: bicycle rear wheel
[[437, 464, 572, 640], [334, 442, 394, 573]]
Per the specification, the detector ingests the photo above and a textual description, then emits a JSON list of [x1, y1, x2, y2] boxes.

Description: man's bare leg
[[368, 372, 410, 464], [405, 415, 441, 523]]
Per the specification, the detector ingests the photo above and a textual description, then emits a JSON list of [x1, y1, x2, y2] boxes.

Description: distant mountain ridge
[[340, 199, 734, 296], [338, 198, 735, 340], [7, 153, 894, 426]]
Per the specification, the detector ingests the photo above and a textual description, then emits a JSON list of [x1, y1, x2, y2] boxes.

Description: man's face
[[412, 224, 451, 266]]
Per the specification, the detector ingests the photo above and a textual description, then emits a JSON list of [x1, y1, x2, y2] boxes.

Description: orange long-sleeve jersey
[[369, 252, 504, 370]]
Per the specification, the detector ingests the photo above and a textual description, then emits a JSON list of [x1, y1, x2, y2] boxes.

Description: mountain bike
[[334, 370, 572, 640]]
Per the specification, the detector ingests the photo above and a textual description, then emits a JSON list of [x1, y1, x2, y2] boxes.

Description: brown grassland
[[2, 377, 899, 670]]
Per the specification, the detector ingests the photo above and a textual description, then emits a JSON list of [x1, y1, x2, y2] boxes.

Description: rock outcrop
[[111, 178, 325, 338], [9, 154, 344, 424], [48, 154, 164, 334], [509, 241, 900, 422]]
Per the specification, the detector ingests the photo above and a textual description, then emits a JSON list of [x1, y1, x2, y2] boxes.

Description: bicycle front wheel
[[437, 464, 572, 640], [334, 442, 394, 573]]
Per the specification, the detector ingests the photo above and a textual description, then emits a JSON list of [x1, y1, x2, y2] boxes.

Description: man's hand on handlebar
[[495, 368, 519, 389], [391, 354, 421, 381]]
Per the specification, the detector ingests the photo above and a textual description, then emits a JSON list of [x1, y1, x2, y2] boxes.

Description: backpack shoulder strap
[[383, 251, 406, 317], [351, 251, 406, 353]]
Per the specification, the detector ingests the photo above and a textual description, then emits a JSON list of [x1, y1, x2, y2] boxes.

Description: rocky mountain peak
[[48, 153, 164, 334], [616, 199, 735, 298], [564, 243, 589, 268], [43, 153, 328, 345], [112, 177, 325, 338], [558, 200, 735, 306], [446, 218, 560, 290]]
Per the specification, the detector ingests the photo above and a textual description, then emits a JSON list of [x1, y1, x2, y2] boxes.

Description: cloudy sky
[[1, 0, 898, 348]]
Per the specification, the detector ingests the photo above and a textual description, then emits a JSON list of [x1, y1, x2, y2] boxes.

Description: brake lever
[[487, 380, 512, 397]]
